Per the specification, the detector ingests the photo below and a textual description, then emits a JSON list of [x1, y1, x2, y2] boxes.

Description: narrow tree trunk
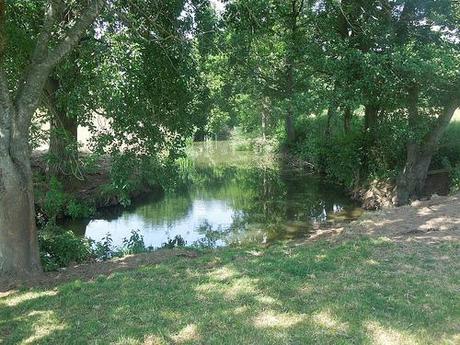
[[45, 77, 78, 176], [325, 103, 337, 137], [343, 107, 352, 134], [283, 0, 304, 145], [364, 104, 379, 133], [395, 101, 459, 205], [49, 109, 78, 162], [261, 97, 269, 140], [285, 56, 295, 144], [361, 103, 379, 175]]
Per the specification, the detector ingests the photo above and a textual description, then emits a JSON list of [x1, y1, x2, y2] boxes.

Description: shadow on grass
[[0, 237, 459, 344]]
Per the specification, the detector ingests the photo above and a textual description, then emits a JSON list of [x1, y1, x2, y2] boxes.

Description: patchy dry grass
[[0, 235, 459, 345]]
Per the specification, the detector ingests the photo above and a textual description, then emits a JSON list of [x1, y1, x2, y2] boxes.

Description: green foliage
[[40, 177, 95, 222], [122, 230, 147, 255], [433, 122, 460, 170], [162, 235, 187, 249], [93, 234, 115, 261], [39, 229, 93, 271], [65, 198, 95, 219], [43, 177, 67, 222], [321, 133, 364, 188]]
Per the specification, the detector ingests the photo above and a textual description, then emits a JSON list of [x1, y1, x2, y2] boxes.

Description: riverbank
[[1, 193, 459, 344], [31, 151, 160, 217]]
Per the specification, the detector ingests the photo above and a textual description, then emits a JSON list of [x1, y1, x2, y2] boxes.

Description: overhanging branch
[[13, 0, 105, 137]]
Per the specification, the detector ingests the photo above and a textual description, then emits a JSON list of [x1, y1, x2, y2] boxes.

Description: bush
[[39, 229, 193, 271], [162, 235, 186, 249], [39, 229, 93, 271], [40, 176, 96, 222], [65, 198, 96, 219], [93, 233, 115, 261], [122, 230, 147, 254], [43, 177, 67, 223]]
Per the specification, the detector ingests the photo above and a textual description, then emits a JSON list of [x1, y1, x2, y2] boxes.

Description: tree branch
[[46, 0, 105, 67], [14, 0, 105, 138], [32, 0, 64, 63], [423, 99, 460, 152]]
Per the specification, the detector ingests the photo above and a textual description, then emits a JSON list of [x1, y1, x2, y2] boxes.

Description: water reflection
[[67, 142, 362, 248]]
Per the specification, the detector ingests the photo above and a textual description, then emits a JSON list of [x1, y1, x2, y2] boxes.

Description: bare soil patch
[[346, 192, 460, 243]]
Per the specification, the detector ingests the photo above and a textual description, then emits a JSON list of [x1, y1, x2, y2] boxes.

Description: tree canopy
[[0, 0, 459, 277]]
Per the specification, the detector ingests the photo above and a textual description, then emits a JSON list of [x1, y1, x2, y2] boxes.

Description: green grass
[[1, 237, 459, 345]]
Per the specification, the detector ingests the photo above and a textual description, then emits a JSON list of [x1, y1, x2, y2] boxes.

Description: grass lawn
[[0, 236, 459, 345]]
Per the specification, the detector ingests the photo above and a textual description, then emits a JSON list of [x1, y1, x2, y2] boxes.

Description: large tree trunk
[[395, 101, 459, 205], [0, 141, 41, 276]]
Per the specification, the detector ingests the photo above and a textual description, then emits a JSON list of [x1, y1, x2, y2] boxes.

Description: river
[[67, 141, 362, 248]]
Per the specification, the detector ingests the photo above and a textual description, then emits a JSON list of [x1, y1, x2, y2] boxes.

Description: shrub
[[433, 122, 460, 170], [162, 235, 186, 249], [122, 230, 146, 254], [93, 233, 115, 261], [65, 198, 96, 219], [39, 229, 93, 271], [43, 177, 67, 223]]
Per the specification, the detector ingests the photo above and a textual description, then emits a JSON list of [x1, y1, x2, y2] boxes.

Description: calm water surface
[[68, 142, 362, 248]]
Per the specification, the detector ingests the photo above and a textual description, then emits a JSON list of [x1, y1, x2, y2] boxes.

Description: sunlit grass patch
[[253, 310, 306, 329]]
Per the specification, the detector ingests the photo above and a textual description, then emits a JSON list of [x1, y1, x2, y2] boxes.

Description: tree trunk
[[45, 77, 78, 176], [285, 56, 296, 144], [325, 104, 336, 137], [360, 103, 379, 175], [283, 0, 304, 145], [0, 112, 41, 276], [364, 104, 379, 133], [343, 107, 352, 134], [395, 101, 459, 205], [261, 97, 270, 140]]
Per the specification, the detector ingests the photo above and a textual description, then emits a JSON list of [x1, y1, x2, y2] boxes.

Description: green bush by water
[[39, 229, 94, 271], [39, 228, 190, 271]]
